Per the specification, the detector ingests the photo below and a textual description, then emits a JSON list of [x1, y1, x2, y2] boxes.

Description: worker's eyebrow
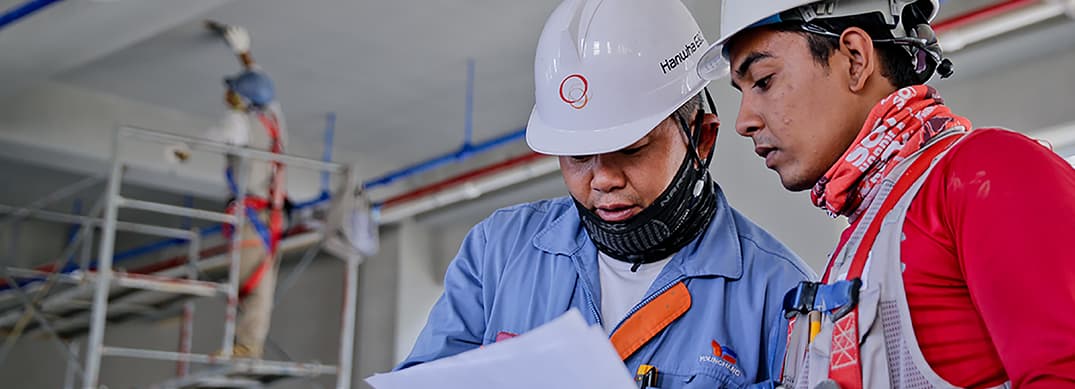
[[734, 51, 773, 79]]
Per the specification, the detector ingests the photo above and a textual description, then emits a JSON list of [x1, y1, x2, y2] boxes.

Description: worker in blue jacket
[[397, 0, 815, 387]]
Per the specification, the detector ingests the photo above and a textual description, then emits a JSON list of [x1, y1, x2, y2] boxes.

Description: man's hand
[[222, 25, 251, 54], [207, 21, 255, 67]]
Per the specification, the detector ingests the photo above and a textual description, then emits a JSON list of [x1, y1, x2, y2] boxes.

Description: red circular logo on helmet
[[559, 74, 590, 110]]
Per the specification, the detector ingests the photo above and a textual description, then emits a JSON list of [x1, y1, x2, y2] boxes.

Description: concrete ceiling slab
[[0, 0, 234, 100], [56, 0, 563, 179]]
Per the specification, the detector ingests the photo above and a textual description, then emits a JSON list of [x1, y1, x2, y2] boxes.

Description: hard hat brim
[[526, 106, 672, 157], [701, 0, 942, 81], [698, 44, 732, 81], [698, 14, 786, 81]]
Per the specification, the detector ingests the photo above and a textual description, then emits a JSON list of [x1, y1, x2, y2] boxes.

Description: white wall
[[354, 225, 401, 389]]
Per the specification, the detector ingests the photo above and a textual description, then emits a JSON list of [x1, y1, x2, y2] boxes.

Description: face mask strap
[[700, 88, 718, 169], [677, 88, 718, 172]]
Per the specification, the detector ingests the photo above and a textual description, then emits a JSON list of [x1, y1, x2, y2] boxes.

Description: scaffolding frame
[[0, 125, 364, 389]]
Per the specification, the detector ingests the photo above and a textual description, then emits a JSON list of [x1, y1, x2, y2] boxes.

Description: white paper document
[[366, 309, 636, 389]]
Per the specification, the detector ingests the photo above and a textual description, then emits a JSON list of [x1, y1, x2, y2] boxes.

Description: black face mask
[[574, 89, 719, 271]]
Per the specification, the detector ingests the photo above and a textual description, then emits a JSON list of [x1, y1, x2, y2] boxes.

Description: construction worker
[[205, 23, 289, 359], [700, 0, 1075, 387], [397, 0, 814, 387]]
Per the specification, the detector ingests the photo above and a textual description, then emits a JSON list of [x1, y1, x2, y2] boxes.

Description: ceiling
[[54, 0, 566, 178]]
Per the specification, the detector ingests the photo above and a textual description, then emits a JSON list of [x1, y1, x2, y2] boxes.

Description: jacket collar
[[532, 186, 744, 280]]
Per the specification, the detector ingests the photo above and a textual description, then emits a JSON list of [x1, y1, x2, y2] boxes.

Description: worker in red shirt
[[697, 0, 1075, 387]]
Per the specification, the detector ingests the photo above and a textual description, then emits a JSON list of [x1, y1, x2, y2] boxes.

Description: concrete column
[[393, 218, 442, 364]]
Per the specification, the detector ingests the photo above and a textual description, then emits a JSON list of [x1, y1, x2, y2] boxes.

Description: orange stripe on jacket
[[610, 282, 691, 360]]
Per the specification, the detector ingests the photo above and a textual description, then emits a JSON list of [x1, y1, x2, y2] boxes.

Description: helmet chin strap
[[676, 87, 719, 175], [624, 88, 719, 272]]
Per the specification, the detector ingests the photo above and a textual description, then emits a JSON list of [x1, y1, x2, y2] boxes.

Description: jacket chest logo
[[699, 339, 743, 377]]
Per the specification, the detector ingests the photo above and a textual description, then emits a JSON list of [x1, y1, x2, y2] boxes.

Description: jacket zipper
[[583, 286, 603, 328], [608, 275, 686, 336]]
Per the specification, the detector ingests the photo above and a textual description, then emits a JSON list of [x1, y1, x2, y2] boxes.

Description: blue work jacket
[[398, 188, 814, 388]]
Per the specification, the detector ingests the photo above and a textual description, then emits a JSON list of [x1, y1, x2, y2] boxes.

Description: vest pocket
[[856, 283, 893, 388], [796, 284, 883, 386]]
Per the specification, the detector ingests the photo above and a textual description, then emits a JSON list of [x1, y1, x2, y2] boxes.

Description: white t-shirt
[[204, 103, 288, 198], [597, 251, 672, 334]]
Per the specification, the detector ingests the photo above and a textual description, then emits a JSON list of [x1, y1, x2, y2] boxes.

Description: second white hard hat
[[697, 0, 940, 80]]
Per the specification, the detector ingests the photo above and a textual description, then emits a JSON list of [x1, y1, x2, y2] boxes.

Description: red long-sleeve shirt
[[835, 129, 1075, 388]]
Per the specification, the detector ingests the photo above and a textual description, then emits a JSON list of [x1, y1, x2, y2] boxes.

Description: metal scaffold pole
[[82, 128, 125, 388]]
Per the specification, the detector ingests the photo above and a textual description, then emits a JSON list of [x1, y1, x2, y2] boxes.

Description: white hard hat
[[526, 0, 711, 156], [697, 0, 940, 80]]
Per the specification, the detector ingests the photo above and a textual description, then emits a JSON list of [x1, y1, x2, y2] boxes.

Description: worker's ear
[[696, 113, 719, 161], [838, 27, 879, 93]]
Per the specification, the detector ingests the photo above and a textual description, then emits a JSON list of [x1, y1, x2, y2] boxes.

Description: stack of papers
[[366, 309, 636, 389]]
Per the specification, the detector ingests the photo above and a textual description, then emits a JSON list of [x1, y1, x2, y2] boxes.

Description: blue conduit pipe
[[464, 58, 476, 146], [181, 195, 194, 229], [362, 127, 526, 190], [363, 58, 529, 190], [0, 0, 63, 30], [291, 191, 331, 210], [291, 113, 338, 210], [321, 112, 336, 196], [67, 198, 82, 242]]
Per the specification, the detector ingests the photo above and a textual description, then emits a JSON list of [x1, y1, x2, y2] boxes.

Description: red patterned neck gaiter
[[810, 85, 971, 219]]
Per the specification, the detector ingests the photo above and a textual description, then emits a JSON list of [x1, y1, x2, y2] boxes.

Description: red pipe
[[176, 303, 192, 377], [933, 0, 1040, 33], [381, 152, 551, 208]]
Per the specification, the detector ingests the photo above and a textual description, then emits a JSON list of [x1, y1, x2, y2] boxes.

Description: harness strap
[[223, 178, 278, 250], [822, 133, 965, 283], [222, 111, 287, 298], [826, 133, 965, 389]]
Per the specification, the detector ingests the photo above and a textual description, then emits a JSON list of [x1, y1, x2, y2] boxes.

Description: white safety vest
[[781, 130, 1010, 389]]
